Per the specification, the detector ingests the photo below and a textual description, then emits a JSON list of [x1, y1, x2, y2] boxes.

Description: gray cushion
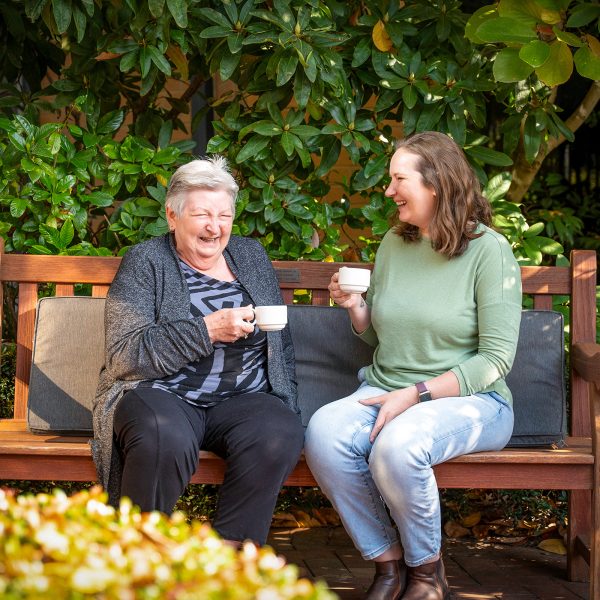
[[28, 299, 566, 448], [289, 305, 374, 426], [289, 306, 566, 447], [505, 310, 566, 447], [27, 296, 105, 435]]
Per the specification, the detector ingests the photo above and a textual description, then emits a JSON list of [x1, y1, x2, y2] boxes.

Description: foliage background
[[0, 0, 598, 263]]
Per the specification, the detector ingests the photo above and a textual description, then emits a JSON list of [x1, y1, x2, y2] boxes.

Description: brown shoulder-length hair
[[393, 131, 492, 258]]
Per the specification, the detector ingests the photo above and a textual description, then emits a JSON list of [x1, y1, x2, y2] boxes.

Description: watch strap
[[415, 381, 432, 403]]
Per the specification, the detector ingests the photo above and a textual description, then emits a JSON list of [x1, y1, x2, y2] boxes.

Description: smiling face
[[385, 149, 437, 237], [166, 188, 234, 271]]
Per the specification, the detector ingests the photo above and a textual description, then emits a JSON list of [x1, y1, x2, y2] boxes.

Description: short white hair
[[165, 156, 239, 216]]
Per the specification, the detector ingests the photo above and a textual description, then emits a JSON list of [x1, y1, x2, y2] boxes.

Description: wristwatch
[[415, 381, 432, 403]]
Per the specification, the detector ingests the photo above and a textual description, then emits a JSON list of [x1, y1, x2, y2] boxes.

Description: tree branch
[[165, 73, 208, 122], [508, 80, 600, 203]]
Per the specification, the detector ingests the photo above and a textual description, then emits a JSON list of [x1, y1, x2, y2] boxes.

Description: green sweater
[[359, 225, 522, 404]]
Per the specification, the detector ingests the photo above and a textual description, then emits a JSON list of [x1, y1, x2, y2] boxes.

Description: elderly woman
[[91, 156, 303, 546]]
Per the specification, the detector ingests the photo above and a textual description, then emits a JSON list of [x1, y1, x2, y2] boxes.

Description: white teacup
[[253, 305, 288, 331], [338, 266, 371, 294]]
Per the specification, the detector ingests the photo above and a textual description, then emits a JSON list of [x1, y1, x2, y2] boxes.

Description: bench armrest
[[572, 343, 600, 461], [572, 342, 600, 384]]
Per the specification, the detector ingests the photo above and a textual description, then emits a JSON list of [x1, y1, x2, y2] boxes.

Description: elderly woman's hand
[[204, 305, 256, 343]]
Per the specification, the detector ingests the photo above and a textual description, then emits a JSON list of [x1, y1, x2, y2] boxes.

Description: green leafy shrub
[[0, 113, 192, 256], [0, 486, 334, 599], [3, 1, 597, 262]]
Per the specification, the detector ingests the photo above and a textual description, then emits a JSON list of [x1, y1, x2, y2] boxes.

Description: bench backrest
[[0, 242, 596, 440]]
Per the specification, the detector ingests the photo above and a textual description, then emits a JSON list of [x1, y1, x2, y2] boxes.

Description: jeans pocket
[[476, 390, 512, 410]]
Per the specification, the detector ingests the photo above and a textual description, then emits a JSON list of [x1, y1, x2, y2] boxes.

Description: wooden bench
[[0, 242, 598, 595]]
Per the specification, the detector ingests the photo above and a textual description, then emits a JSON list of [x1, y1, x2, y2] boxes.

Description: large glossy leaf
[[167, 0, 187, 28], [566, 3, 600, 27], [236, 136, 270, 163], [535, 41, 573, 86], [198, 25, 231, 39], [52, 0, 72, 34], [72, 5, 86, 43], [276, 53, 298, 86], [139, 47, 152, 79], [315, 137, 341, 177], [293, 70, 311, 109], [498, 0, 560, 25], [24, 0, 49, 21], [219, 52, 241, 80], [402, 85, 418, 109], [352, 37, 371, 68], [87, 191, 114, 207], [372, 21, 393, 52], [519, 41, 551, 68], [477, 17, 536, 44], [148, 46, 172, 76], [227, 33, 244, 54], [148, 0, 165, 18], [465, 145, 513, 166], [289, 125, 320, 137], [194, 7, 231, 28], [252, 122, 283, 137], [493, 48, 534, 82], [465, 5, 498, 44], [524, 113, 541, 163], [553, 28, 584, 48], [96, 110, 125, 136], [574, 44, 600, 80]]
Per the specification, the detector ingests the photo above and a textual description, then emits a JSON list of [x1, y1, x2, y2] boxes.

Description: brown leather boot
[[364, 558, 408, 600], [402, 557, 450, 599]]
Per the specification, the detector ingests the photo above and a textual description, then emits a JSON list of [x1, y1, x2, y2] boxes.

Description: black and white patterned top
[[140, 260, 269, 406]]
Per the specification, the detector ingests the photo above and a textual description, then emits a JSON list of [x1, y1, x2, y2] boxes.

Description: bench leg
[[567, 489, 591, 582]]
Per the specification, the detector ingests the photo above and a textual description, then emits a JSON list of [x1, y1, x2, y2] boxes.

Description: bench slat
[[14, 283, 37, 420], [0, 442, 593, 489]]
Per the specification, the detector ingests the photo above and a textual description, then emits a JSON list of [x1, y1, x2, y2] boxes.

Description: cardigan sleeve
[[103, 243, 214, 381]]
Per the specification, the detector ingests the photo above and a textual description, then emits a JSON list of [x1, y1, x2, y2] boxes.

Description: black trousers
[[113, 388, 304, 544]]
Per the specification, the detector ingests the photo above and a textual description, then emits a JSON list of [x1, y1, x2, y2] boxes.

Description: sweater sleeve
[[451, 236, 522, 395], [103, 244, 214, 381]]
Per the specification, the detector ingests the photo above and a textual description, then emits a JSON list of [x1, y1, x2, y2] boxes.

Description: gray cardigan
[[91, 234, 298, 504]]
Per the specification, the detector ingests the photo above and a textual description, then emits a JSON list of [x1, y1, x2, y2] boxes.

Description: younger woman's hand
[[360, 387, 419, 443], [329, 272, 364, 309]]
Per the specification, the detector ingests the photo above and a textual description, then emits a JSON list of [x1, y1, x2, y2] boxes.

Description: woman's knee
[[305, 399, 363, 447], [267, 411, 304, 456], [114, 390, 197, 459], [370, 428, 426, 480]]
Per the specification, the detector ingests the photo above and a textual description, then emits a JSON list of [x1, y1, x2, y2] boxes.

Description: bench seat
[[0, 420, 593, 489]]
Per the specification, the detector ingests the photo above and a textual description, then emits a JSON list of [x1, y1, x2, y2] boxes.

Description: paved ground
[[267, 527, 589, 600]]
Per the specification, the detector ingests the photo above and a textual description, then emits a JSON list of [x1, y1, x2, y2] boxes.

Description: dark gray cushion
[[289, 306, 566, 447], [27, 296, 105, 435], [28, 299, 565, 448], [289, 305, 374, 426], [505, 310, 566, 447]]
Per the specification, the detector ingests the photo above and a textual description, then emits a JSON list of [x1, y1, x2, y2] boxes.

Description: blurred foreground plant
[[0, 486, 334, 599]]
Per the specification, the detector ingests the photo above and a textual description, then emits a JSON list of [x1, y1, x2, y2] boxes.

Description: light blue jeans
[[304, 376, 514, 567]]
